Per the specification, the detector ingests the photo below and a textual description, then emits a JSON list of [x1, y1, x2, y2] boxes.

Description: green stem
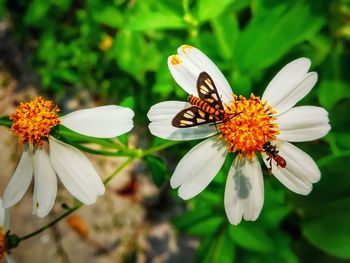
[[20, 204, 82, 241], [58, 129, 125, 150], [142, 141, 180, 157], [104, 157, 134, 185], [0, 117, 12, 128]]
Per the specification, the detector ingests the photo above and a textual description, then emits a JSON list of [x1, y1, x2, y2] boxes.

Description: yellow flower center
[[10, 97, 61, 146], [218, 94, 279, 158], [0, 227, 5, 261]]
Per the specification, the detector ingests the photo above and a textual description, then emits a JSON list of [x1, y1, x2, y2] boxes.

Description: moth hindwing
[[171, 106, 217, 128]]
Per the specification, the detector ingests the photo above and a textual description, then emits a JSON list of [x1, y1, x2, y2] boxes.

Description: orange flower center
[[0, 227, 5, 261], [218, 94, 279, 158], [10, 97, 61, 146]]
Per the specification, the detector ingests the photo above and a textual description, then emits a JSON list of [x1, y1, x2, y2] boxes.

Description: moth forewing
[[171, 71, 225, 128]]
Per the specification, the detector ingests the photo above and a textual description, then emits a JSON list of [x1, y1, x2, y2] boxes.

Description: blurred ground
[[0, 69, 197, 263]]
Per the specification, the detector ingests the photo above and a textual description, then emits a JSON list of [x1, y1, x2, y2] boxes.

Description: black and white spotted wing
[[171, 106, 217, 128], [196, 72, 224, 111]]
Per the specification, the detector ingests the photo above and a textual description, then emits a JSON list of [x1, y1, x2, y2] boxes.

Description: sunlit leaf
[[211, 11, 239, 60], [234, 2, 325, 73], [92, 6, 123, 28], [125, 12, 186, 31], [195, 0, 235, 23]]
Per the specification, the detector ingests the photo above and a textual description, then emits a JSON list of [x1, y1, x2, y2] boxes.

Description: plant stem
[[142, 141, 180, 157], [0, 117, 12, 128], [20, 204, 82, 241], [103, 157, 134, 185]]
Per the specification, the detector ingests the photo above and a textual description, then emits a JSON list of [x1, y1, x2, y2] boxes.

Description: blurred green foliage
[[1, 0, 350, 262]]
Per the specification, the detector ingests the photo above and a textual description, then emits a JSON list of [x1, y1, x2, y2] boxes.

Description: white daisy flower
[[3, 97, 134, 218], [0, 198, 15, 263], [147, 45, 330, 225]]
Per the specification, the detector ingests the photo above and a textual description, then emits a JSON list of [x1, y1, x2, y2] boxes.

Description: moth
[[172, 72, 227, 128]]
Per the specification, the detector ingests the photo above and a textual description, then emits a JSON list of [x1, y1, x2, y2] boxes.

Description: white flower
[[0, 198, 15, 263], [147, 45, 330, 225], [3, 98, 134, 217]]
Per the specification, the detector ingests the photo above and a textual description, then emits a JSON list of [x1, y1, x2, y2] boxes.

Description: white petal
[[61, 105, 134, 138], [262, 141, 320, 195], [0, 198, 10, 231], [5, 254, 16, 263], [49, 137, 105, 204], [168, 45, 232, 103], [147, 101, 217, 140], [262, 58, 317, 115], [277, 106, 331, 142], [3, 149, 33, 208], [32, 148, 57, 218], [171, 136, 228, 199], [224, 155, 264, 225]]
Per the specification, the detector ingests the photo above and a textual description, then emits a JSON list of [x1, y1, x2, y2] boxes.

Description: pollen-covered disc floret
[[10, 97, 60, 146], [219, 94, 279, 158]]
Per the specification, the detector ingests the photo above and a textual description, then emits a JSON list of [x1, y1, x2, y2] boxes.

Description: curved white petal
[[147, 101, 217, 141], [277, 106, 330, 142], [5, 254, 16, 263], [262, 141, 320, 195], [262, 58, 317, 115], [32, 148, 57, 218], [61, 105, 134, 138], [224, 155, 264, 225], [3, 149, 33, 208], [49, 137, 105, 205], [0, 198, 10, 231], [171, 136, 228, 200], [168, 45, 232, 103]]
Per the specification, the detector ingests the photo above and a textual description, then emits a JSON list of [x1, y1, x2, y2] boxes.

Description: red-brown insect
[[262, 142, 287, 173], [172, 72, 226, 128]]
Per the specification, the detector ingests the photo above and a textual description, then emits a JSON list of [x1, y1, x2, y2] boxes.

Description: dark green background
[[1, 0, 350, 262]]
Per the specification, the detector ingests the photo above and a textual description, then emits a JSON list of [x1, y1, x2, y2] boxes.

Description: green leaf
[[196, 227, 235, 263], [173, 207, 213, 230], [145, 155, 167, 187], [211, 229, 236, 263], [0, 0, 5, 18], [125, 12, 186, 31], [92, 6, 123, 28], [24, 0, 51, 25], [195, 0, 235, 23], [211, 11, 239, 60], [302, 211, 350, 259], [228, 224, 275, 253], [120, 96, 135, 110], [111, 30, 145, 83], [186, 216, 223, 236], [318, 80, 350, 110], [234, 2, 325, 73]]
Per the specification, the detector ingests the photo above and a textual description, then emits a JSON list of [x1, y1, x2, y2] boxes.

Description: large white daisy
[[3, 97, 134, 217], [147, 45, 330, 225]]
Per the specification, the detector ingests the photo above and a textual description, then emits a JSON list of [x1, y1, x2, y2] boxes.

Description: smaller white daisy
[[0, 198, 15, 263], [3, 97, 134, 217], [147, 45, 331, 225]]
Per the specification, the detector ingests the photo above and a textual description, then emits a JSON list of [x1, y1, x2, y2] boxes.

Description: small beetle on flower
[[3, 97, 134, 217], [148, 45, 330, 225]]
